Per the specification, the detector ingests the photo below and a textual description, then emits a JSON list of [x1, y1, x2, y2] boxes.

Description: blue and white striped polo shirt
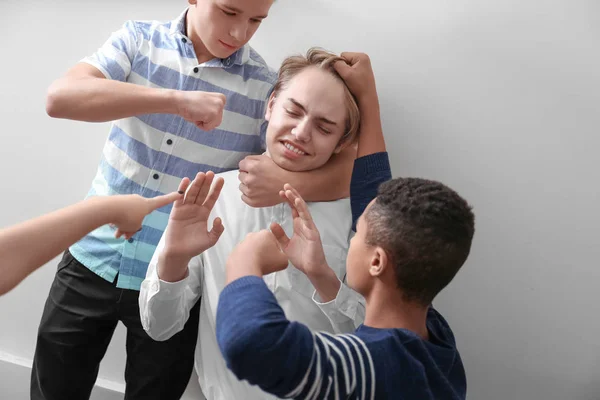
[[69, 9, 276, 290]]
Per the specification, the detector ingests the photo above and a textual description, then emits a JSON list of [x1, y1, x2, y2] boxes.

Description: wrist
[[306, 264, 341, 303], [160, 246, 193, 265], [357, 91, 379, 110], [165, 89, 183, 116], [95, 196, 124, 226], [157, 249, 191, 282], [226, 256, 263, 284], [305, 261, 333, 278]]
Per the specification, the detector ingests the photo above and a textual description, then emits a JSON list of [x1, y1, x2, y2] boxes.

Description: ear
[[333, 139, 347, 154], [333, 134, 357, 154], [368, 247, 388, 277], [265, 92, 276, 122]]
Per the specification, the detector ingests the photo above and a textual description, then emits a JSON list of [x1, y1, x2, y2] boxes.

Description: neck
[[185, 9, 216, 64], [363, 284, 430, 340]]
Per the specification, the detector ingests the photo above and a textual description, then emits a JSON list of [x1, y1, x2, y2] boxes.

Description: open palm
[[164, 171, 225, 259], [270, 184, 327, 275]]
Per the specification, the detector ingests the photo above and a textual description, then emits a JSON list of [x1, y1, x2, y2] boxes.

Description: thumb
[[208, 217, 225, 244], [270, 222, 290, 250], [265, 232, 290, 269], [148, 191, 183, 211]]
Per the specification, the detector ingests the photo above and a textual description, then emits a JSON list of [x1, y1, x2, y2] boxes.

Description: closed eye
[[285, 109, 301, 118]]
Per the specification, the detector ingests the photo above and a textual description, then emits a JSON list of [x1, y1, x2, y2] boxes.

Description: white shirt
[[139, 169, 365, 400]]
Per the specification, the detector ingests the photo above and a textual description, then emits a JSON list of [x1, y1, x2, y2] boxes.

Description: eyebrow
[[287, 98, 338, 126], [222, 5, 268, 19]]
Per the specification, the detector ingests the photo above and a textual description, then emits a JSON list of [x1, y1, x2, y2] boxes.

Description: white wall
[[0, 1, 598, 399]]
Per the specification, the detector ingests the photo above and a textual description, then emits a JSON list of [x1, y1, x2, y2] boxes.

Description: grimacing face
[[265, 67, 349, 172], [187, 0, 273, 59]]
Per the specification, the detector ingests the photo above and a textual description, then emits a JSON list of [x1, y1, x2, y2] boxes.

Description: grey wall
[[0, 1, 598, 399]]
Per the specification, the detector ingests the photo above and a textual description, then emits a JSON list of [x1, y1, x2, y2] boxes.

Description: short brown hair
[[272, 48, 360, 145]]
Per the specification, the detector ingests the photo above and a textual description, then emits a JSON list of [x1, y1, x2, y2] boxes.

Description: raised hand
[[270, 184, 328, 275], [333, 52, 377, 101], [162, 171, 225, 260]]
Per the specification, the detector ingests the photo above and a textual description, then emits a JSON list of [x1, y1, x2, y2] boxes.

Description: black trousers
[[31, 251, 200, 400]]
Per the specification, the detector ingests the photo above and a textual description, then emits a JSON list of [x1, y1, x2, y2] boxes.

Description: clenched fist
[[175, 91, 226, 131]]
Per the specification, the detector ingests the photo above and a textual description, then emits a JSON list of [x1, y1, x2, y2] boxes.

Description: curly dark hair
[[365, 178, 475, 305]]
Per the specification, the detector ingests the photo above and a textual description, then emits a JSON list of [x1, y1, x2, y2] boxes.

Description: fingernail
[[178, 190, 184, 194]]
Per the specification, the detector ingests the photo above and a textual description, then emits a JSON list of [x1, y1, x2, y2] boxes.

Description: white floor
[[0, 352, 206, 400], [0, 358, 121, 400]]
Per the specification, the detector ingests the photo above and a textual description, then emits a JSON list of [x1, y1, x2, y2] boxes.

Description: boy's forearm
[[140, 250, 203, 342], [305, 264, 342, 303], [357, 94, 386, 157], [47, 76, 179, 122], [0, 197, 113, 295], [157, 250, 192, 283], [217, 277, 313, 397], [225, 261, 262, 284]]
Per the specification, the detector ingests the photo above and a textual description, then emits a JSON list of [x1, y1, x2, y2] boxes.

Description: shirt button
[[152, 282, 159, 291], [153, 173, 159, 180], [182, 38, 187, 43], [193, 67, 199, 73], [166, 139, 173, 145], [223, 58, 232, 67], [128, 238, 134, 243]]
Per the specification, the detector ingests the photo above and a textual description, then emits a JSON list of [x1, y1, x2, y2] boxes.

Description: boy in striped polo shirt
[[215, 53, 473, 399], [32, 1, 354, 399]]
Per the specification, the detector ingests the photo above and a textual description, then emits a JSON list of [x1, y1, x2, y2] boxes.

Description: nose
[[293, 119, 312, 143], [229, 22, 248, 43]]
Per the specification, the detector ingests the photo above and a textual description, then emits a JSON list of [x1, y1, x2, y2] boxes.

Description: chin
[[214, 42, 239, 58], [209, 48, 230, 59], [272, 154, 308, 172], [345, 276, 359, 293]]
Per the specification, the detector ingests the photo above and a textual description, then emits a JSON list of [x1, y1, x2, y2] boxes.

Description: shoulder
[[245, 46, 278, 86], [123, 19, 172, 40], [426, 307, 458, 346]]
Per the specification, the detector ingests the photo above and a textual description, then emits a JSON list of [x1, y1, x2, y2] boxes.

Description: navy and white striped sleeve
[[283, 332, 376, 400], [81, 20, 140, 82], [216, 276, 376, 400]]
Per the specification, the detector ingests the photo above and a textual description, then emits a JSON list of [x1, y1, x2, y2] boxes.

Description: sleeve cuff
[[222, 275, 268, 297], [79, 58, 112, 80], [147, 267, 190, 301], [312, 280, 358, 324], [352, 152, 391, 176]]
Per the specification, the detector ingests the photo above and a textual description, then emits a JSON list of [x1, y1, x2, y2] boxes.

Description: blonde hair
[[272, 48, 360, 145]]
